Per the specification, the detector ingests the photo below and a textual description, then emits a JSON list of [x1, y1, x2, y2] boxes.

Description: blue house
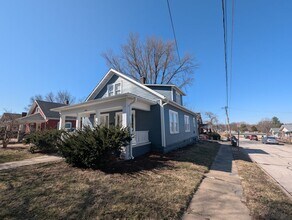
[[52, 69, 199, 159]]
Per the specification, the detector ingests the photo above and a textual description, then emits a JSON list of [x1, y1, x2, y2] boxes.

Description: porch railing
[[132, 131, 149, 145]]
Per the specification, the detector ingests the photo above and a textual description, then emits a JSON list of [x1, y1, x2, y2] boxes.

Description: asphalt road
[[239, 139, 292, 197]]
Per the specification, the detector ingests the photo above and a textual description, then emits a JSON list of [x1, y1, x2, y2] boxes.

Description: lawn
[[232, 147, 292, 220], [0, 141, 219, 219], [0, 144, 42, 164]]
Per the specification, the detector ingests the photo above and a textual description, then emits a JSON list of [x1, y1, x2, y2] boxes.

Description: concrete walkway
[[183, 144, 251, 220], [0, 155, 63, 171]]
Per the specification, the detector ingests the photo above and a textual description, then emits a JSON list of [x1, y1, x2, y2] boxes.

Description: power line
[[229, 0, 235, 107], [221, 0, 229, 108], [166, 0, 181, 63]]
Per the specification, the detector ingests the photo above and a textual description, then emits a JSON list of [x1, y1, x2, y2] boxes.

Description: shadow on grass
[[99, 141, 220, 175]]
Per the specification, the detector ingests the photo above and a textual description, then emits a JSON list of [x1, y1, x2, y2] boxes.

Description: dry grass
[[0, 141, 219, 219], [233, 148, 292, 220], [0, 144, 42, 163]]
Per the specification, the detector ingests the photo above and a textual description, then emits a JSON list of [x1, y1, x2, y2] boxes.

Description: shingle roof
[[281, 124, 292, 132], [17, 113, 46, 123], [270, 128, 280, 132], [36, 100, 67, 119]]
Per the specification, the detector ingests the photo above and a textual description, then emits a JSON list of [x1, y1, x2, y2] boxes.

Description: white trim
[[52, 93, 155, 113], [65, 122, 72, 130], [184, 115, 190, 132], [85, 69, 166, 101], [100, 113, 109, 128], [132, 141, 151, 147], [160, 100, 167, 147], [169, 110, 179, 134], [167, 100, 197, 116], [145, 84, 186, 96], [115, 112, 123, 127]]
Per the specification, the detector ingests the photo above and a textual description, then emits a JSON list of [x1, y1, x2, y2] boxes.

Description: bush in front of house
[[24, 129, 65, 153], [58, 126, 132, 168]]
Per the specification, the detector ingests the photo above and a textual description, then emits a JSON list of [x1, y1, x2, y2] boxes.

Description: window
[[193, 117, 197, 132], [115, 83, 121, 94], [115, 112, 123, 127], [108, 82, 122, 97], [176, 91, 181, 104], [65, 122, 72, 129], [100, 114, 109, 128], [115, 110, 136, 132], [108, 84, 114, 97], [184, 115, 190, 132], [169, 110, 179, 134]]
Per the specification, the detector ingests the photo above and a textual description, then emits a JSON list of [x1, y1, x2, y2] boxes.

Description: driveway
[[239, 139, 292, 197]]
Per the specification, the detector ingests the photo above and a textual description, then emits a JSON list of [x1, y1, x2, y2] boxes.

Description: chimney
[[65, 100, 69, 105], [21, 112, 27, 117], [140, 76, 146, 84]]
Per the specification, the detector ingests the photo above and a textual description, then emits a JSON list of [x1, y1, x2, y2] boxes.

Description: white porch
[[52, 94, 154, 159]]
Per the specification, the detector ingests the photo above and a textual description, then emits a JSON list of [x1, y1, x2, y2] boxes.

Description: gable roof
[[84, 69, 197, 116], [28, 100, 67, 119], [86, 69, 166, 101], [280, 124, 292, 132], [270, 127, 280, 132]]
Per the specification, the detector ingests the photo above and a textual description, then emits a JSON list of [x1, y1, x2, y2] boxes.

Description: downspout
[[159, 99, 168, 148], [129, 97, 137, 159]]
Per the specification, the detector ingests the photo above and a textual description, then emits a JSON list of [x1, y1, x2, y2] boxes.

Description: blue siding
[[163, 104, 197, 152], [132, 144, 151, 157], [135, 105, 162, 150], [94, 74, 160, 101], [145, 85, 172, 100], [95, 75, 119, 99]]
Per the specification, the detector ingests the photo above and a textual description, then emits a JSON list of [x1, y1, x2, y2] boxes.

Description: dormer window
[[108, 82, 122, 97], [175, 90, 181, 105]]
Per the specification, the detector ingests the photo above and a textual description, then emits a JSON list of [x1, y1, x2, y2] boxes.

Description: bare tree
[[55, 90, 75, 104], [102, 33, 197, 88], [204, 112, 219, 132], [45, 92, 55, 102], [25, 91, 76, 111], [0, 112, 20, 148], [257, 118, 273, 133]]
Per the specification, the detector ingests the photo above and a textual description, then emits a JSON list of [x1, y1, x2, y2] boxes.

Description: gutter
[[129, 97, 137, 159], [159, 99, 168, 147]]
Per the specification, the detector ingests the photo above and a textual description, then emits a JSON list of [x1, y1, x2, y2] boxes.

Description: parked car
[[244, 135, 250, 139], [250, 135, 258, 141], [231, 136, 238, 147], [262, 136, 278, 144]]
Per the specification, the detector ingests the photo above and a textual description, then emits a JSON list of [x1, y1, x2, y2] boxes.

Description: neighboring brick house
[[17, 100, 76, 133]]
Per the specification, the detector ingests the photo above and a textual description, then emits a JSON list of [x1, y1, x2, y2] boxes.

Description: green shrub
[[58, 126, 132, 168], [24, 129, 64, 153]]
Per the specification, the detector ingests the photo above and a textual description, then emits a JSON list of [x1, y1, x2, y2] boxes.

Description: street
[[239, 139, 292, 197]]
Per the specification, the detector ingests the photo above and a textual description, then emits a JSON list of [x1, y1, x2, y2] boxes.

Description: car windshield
[[268, 137, 275, 139]]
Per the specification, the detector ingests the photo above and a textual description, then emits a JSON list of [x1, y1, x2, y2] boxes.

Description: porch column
[[122, 103, 131, 160], [76, 113, 81, 130], [95, 110, 100, 126], [59, 114, 66, 130]]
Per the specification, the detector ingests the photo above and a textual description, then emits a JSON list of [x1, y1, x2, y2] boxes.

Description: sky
[[0, 0, 292, 124]]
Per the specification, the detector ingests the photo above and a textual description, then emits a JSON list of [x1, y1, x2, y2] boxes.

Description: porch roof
[[51, 93, 156, 113], [16, 113, 46, 124]]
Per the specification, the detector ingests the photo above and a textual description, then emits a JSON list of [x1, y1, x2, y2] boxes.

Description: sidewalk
[[183, 144, 251, 220], [0, 155, 63, 171]]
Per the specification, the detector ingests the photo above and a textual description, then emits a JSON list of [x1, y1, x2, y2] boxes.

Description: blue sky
[[0, 0, 292, 124]]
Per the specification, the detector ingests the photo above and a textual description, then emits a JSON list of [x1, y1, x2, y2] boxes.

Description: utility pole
[[225, 106, 231, 138]]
